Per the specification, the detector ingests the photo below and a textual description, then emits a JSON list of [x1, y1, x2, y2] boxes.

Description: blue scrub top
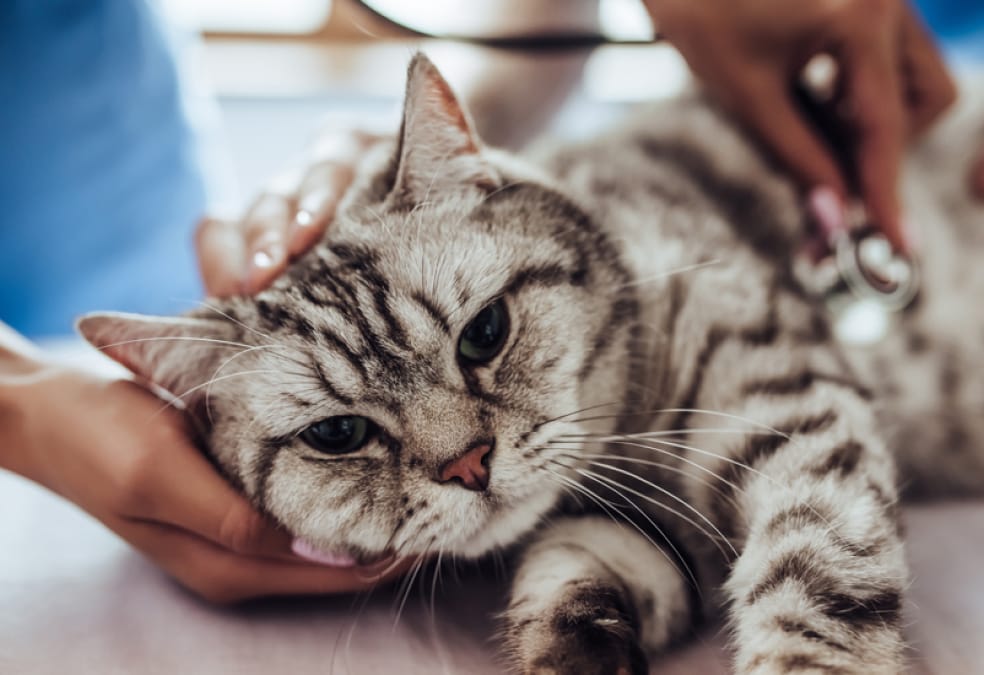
[[916, 0, 984, 62], [0, 0, 206, 338]]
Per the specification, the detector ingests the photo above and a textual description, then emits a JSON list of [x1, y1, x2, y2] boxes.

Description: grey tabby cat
[[79, 54, 984, 674]]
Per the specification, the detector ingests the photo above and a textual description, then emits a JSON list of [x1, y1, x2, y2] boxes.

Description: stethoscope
[[795, 56, 921, 320], [823, 222, 920, 313], [798, 217, 919, 345]]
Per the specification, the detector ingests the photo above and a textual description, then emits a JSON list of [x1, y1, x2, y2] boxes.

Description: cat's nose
[[437, 441, 493, 492]]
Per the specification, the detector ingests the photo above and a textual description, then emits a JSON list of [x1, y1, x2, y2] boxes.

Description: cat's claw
[[511, 584, 648, 675]]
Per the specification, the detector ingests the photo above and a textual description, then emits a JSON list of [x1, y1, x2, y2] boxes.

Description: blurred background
[[1, 0, 981, 338], [165, 0, 685, 208]]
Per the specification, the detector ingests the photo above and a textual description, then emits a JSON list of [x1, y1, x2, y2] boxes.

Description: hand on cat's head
[[195, 129, 384, 297]]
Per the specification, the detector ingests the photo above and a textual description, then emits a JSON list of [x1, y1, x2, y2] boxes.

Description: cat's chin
[[450, 481, 563, 558]]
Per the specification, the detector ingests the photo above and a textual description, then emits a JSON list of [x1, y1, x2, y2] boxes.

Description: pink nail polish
[[294, 209, 314, 228], [290, 539, 357, 568], [251, 239, 284, 268], [807, 186, 848, 244]]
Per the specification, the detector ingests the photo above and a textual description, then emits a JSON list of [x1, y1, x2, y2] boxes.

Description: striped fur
[[78, 56, 984, 674]]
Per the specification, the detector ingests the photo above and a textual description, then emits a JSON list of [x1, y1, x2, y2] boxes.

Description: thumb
[[215, 493, 294, 558], [119, 430, 295, 559]]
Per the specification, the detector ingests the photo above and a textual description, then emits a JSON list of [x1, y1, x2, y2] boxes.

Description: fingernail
[[807, 186, 848, 244], [249, 234, 285, 271], [290, 539, 357, 568], [294, 209, 314, 228], [297, 187, 334, 226]]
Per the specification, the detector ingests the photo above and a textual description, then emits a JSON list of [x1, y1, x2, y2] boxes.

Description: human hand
[[643, 0, 957, 253], [4, 362, 408, 603], [195, 130, 383, 297]]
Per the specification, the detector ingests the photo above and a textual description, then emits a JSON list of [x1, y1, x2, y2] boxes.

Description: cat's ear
[[389, 53, 500, 206], [77, 312, 238, 404]]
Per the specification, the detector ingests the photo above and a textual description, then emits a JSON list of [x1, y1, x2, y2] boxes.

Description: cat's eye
[[458, 299, 509, 364], [300, 416, 374, 455]]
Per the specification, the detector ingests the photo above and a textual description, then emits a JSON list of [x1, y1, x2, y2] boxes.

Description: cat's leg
[[719, 405, 907, 674], [653, 267, 910, 673], [675, 343, 907, 670], [501, 516, 692, 675]]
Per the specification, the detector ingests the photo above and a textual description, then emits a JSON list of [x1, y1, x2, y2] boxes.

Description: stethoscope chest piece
[[800, 226, 921, 345], [833, 227, 920, 312]]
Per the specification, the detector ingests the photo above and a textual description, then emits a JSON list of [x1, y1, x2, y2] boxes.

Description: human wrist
[[0, 340, 61, 481]]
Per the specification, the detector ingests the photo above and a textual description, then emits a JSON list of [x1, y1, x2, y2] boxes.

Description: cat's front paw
[[505, 583, 648, 675]]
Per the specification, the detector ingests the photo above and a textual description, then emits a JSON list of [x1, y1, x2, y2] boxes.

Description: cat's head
[[79, 54, 640, 562]]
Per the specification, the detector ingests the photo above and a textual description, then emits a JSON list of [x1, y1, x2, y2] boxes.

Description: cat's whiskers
[[541, 455, 700, 595], [142, 363, 308, 426], [577, 462, 735, 559], [550, 436, 748, 501], [358, 203, 393, 234], [559, 432, 839, 537], [567, 432, 773, 484], [544, 441, 736, 560], [393, 538, 436, 630], [540, 464, 631, 528], [194, 301, 323, 374], [201, 343, 303, 425], [571, 451, 740, 509], [337, 536, 425, 674], [559, 406, 788, 434], [95, 335, 252, 351], [196, 300, 275, 343], [617, 378, 663, 403], [94, 334, 321, 420], [540, 456, 702, 598], [193, 365, 314, 403], [534, 400, 623, 429], [422, 547, 460, 675], [428, 547, 446, 632], [610, 258, 723, 292]]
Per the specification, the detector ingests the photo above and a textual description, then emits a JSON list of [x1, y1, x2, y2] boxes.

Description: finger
[[195, 217, 247, 297], [727, 67, 849, 199], [287, 160, 355, 258], [971, 149, 984, 200], [118, 433, 295, 559], [841, 27, 908, 251], [808, 185, 849, 245], [116, 518, 412, 603], [241, 193, 292, 294], [899, 7, 957, 138], [285, 130, 382, 258]]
